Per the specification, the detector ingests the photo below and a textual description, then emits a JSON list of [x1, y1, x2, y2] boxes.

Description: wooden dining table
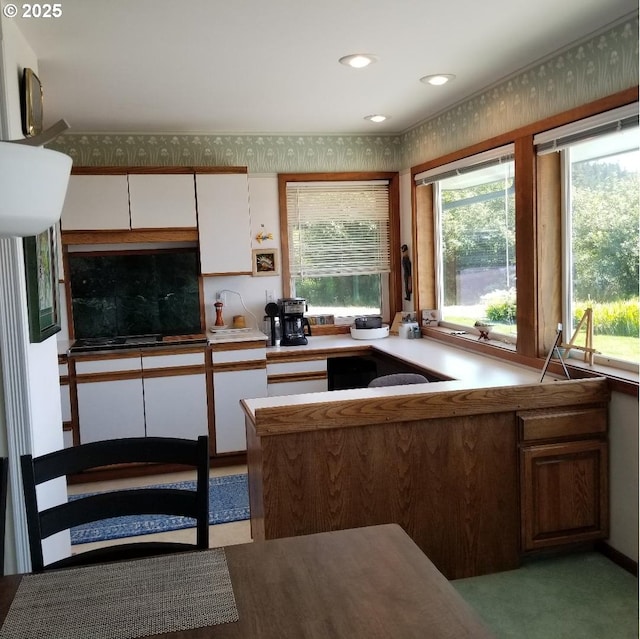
[[0, 524, 495, 638]]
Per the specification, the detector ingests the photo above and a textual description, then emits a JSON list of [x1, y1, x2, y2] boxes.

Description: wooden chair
[[20, 436, 209, 572], [368, 373, 429, 387], [0, 458, 8, 576]]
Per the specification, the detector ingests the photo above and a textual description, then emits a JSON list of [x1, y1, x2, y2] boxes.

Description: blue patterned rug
[[70, 474, 249, 545]]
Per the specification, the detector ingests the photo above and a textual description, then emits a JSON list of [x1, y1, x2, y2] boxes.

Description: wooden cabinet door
[[196, 173, 252, 275], [61, 174, 130, 230], [520, 439, 608, 551], [128, 174, 197, 229]]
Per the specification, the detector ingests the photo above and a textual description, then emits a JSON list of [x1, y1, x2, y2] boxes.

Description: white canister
[[399, 321, 420, 338]]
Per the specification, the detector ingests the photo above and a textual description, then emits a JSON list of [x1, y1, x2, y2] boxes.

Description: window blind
[[286, 181, 390, 278], [414, 144, 514, 185], [534, 103, 639, 154]]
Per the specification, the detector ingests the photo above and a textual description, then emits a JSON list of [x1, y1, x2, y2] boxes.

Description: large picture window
[[417, 146, 516, 337], [283, 179, 393, 319], [536, 105, 639, 368]]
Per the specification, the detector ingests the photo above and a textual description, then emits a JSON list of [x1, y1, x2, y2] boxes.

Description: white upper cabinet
[[196, 173, 252, 274], [61, 174, 130, 230], [128, 174, 197, 229]]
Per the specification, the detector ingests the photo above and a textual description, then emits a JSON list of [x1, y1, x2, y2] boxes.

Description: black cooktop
[[68, 334, 206, 354]]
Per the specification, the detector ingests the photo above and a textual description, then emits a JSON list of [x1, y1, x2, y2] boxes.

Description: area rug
[[70, 473, 249, 545]]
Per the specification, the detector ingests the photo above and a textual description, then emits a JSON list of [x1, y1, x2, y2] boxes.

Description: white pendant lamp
[[0, 120, 72, 237]]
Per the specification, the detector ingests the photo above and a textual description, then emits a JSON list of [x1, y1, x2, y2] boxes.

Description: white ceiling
[[13, 0, 638, 135]]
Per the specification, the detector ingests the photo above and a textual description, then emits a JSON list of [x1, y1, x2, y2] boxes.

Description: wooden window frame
[[411, 87, 639, 394], [278, 172, 402, 324]]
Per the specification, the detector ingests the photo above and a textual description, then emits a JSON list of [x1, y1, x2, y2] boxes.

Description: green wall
[[48, 15, 638, 172]]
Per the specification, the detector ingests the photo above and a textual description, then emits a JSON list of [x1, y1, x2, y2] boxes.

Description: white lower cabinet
[[211, 342, 267, 454], [143, 373, 208, 439], [73, 349, 208, 444], [77, 378, 146, 443]]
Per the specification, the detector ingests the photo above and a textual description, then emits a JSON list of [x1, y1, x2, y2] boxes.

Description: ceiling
[[13, 0, 638, 135]]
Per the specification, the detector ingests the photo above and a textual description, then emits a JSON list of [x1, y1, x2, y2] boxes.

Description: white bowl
[[350, 325, 389, 340]]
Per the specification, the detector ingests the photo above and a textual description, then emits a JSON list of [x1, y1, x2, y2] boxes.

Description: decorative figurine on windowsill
[[401, 244, 412, 301]]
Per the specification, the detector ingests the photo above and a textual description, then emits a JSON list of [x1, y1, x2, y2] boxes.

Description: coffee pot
[[278, 297, 312, 346]]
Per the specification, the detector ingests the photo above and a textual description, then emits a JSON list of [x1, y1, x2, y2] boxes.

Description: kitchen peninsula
[[242, 335, 610, 579]]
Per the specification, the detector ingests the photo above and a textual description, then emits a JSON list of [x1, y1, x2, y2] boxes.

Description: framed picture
[[23, 226, 61, 342], [21, 68, 44, 137], [252, 248, 280, 276]]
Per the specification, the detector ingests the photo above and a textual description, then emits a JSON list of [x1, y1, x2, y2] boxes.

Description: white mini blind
[[414, 144, 514, 185], [534, 103, 639, 154], [286, 181, 390, 278]]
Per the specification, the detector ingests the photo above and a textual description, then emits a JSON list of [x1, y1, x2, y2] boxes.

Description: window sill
[[423, 325, 639, 397]]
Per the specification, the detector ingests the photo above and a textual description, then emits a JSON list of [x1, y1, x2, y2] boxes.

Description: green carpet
[[452, 552, 638, 639]]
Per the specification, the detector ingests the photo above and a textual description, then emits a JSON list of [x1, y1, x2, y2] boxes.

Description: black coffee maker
[[278, 297, 312, 346]]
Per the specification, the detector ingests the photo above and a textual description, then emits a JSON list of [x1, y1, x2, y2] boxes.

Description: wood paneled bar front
[[242, 373, 609, 580]]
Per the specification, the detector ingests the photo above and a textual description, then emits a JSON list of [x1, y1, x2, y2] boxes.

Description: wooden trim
[[267, 351, 330, 364], [536, 152, 563, 357], [413, 183, 435, 311], [267, 345, 372, 362], [71, 166, 248, 175], [61, 229, 199, 244], [210, 340, 266, 352], [59, 376, 69, 385], [514, 135, 537, 358], [596, 541, 638, 576], [144, 342, 206, 354], [140, 365, 206, 379], [212, 359, 267, 373], [253, 378, 609, 435], [268, 371, 328, 384], [71, 350, 142, 362], [278, 171, 402, 320], [76, 370, 143, 383]]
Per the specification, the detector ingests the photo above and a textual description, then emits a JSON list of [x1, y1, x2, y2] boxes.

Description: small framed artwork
[[23, 226, 61, 342], [252, 248, 279, 276]]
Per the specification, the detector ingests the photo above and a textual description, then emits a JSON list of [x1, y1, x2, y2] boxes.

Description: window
[[284, 179, 393, 319], [558, 116, 639, 367], [416, 146, 516, 337]]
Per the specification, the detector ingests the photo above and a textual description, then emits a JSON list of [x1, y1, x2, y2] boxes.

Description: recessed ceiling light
[[364, 115, 388, 123], [420, 74, 456, 86], [339, 54, 377, 69]]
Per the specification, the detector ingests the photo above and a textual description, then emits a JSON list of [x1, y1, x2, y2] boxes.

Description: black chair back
[[368, 373, 429, 387], [0, 457, 8, 576], [21, 436, 209, 572]]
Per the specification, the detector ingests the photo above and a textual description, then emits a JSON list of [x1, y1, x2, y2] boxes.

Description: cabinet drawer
[[212, 346, 267, 364], [267, 359, 327, 375], [142, 352, 204, 370], [518, 407, 607, 442], [74, 355, 142, 375]]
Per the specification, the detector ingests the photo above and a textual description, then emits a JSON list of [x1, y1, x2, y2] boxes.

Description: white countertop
[[244, 333, 554, 415]]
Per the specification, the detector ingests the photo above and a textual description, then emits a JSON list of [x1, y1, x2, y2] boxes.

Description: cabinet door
[[213, 366, 267, 453], [77, 378, 145, 443], [143, 373, 208, 439], [128, 174, 197, 229], [196, 173, 252, 274], [520, 439, 608, 551], [61, 175, 130, 230]]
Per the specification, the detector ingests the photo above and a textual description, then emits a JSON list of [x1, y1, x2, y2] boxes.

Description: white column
[[0, 237, 33, 573]]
